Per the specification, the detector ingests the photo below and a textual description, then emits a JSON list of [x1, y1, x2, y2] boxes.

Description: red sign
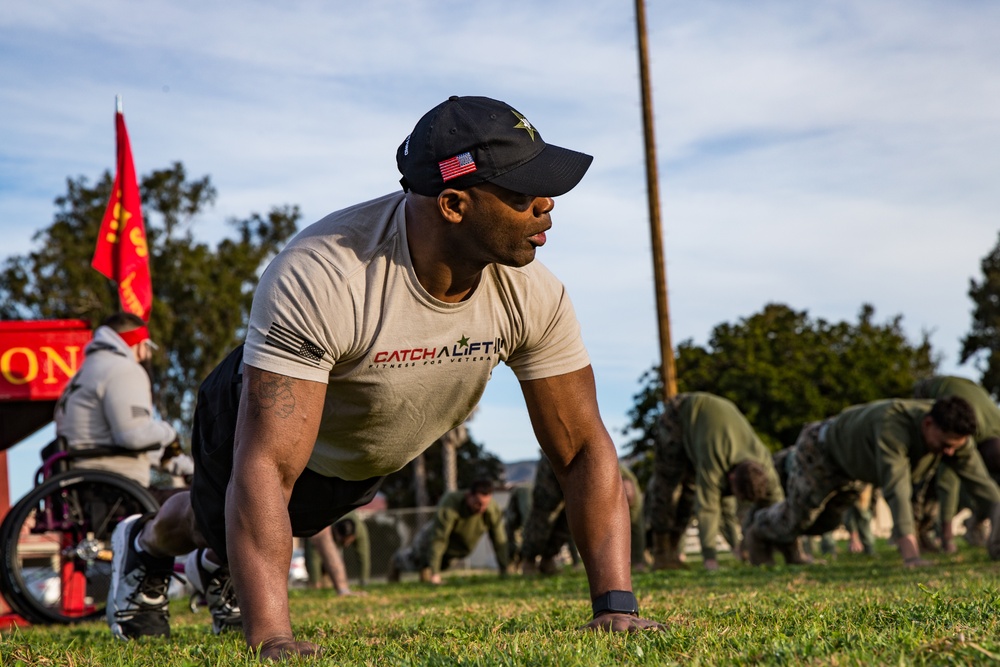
[[0, 320, 92, 401]]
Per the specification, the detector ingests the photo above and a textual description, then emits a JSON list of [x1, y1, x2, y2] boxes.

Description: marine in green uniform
[[746, 397, 1000, 567], [649, 392, 786, 570], [504, 484, 533, 570], [305, 510, 371, 592], [521, 456, 645, 574], [333, 511, 370, 586], [913, 376, 1000, 550], [388, 480, 508, 583]]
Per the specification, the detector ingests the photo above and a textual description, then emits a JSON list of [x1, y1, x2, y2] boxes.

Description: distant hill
[[504, 459, 538, 485], [504, 456, 641, 487]]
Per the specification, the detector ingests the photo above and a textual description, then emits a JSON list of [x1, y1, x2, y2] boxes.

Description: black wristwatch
[[591, 590, 639, 618]]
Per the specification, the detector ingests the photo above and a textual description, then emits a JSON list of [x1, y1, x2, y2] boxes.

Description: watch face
[[607, 591, 638, 613]]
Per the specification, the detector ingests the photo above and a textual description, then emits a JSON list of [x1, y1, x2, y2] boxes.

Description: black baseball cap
[[396, 96, 593, 198]]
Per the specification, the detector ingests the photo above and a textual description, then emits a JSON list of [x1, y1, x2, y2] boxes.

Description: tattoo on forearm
[[249, 372, 296, 419]]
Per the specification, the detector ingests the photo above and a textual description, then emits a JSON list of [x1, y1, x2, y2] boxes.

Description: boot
[[742, 525, 775, 566], [988, 504, 1000, 560], [776, 537, 813, 565], [386, 555, 401, 583], [963, 515, 987, 547], [918, 531, 941, 553], [539, 556, 561, 576], [651, 532, 687, 571]]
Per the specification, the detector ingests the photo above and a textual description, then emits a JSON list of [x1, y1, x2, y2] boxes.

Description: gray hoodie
[[53, 325, 177, 487]]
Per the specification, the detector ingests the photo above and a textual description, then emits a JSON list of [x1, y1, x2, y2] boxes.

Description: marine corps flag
[[91, 98, 153, 321]]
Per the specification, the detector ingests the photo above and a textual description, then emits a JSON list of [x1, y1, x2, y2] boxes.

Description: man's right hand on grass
[[257, 637, 322, 662], [582, 614, 666, 633]]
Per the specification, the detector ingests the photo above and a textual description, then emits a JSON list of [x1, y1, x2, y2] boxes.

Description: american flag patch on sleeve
[[265, 322, 327, 365], [438, 152, 477, 182]]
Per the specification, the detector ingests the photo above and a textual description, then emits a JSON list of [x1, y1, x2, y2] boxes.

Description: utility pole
[[634, 0, 677, 399]]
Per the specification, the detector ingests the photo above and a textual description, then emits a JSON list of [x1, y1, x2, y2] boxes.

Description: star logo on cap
[[511, 110, 536, 141]]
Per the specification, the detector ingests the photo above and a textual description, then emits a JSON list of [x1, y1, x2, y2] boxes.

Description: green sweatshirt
[[678, 393, 784, 560], [426, 490, 509, 575], [823, 399, 1000, 537], [916, 376, 1000, 524]]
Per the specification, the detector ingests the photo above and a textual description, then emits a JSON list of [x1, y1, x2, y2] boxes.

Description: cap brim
[[488, 144, 594, 197]]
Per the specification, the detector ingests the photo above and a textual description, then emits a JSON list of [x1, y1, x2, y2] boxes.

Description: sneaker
[[183, 549, 242, 634], [107, 514, 173, 640]]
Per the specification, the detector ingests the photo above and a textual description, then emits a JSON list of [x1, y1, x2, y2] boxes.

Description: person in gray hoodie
[[53, 312, 187, 488]]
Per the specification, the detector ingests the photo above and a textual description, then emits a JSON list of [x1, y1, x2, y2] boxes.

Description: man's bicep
[[519, 365, 610, 468], [234, 364, 327, 489]]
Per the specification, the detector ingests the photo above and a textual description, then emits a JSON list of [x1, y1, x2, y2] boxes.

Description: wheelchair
[[0, 438, 162, 625]]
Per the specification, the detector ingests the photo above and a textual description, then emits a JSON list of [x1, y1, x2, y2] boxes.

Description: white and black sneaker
[[107, 514, 174, 640], [184, 548, 242, 634]]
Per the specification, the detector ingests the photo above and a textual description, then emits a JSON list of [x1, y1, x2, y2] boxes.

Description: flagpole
[[634, 0, 678, 401], [113, 96, 125, 283]]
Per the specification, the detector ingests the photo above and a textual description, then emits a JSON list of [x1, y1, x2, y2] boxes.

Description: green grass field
[[2, 543, 999, 666]]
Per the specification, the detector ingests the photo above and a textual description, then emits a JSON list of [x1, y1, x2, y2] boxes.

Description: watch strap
[[591, 590, 639, 618]]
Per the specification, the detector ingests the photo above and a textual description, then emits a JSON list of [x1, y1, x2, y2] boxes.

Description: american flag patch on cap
[[438, 152, 477, 182]]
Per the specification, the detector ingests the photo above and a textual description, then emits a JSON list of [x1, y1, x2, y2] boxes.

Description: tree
[[961, 232, 1000, 398], [623, 303, 938, 470], [0, 162, 300, 432], [380, 429, 505, 508]]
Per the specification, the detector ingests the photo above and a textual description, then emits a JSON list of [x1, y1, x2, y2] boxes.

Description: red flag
[[91, 107, 153, 321]]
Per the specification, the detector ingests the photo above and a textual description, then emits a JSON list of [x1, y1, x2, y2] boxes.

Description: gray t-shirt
[[244, 192, 590, 481]]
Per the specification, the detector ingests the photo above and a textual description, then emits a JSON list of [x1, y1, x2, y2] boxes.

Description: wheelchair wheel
[[0, 469, 159, 625]]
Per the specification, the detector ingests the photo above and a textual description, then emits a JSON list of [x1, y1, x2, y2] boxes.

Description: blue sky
[[3, 1, 1000, 502]]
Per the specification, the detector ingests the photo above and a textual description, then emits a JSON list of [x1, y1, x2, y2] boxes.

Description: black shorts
[[190, 344, 384, 561]]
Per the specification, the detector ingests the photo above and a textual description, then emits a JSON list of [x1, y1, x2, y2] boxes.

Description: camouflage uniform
[[990, 503, 1000, 559], [844, 484, 876, 554], [504, 484, 533, 565], [522, 456, 644, 568], [752, 400, 1000, 550], [521, 456, 573, 563], [620, 465, 647, 565], [648, 396, 697, 540], [649, 393, 781, 562], [772, 445, 875, 552], [755, 421, 866, 544]]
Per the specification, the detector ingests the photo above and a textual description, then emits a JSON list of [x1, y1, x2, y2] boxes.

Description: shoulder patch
[[264, 323, 327, 365]]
